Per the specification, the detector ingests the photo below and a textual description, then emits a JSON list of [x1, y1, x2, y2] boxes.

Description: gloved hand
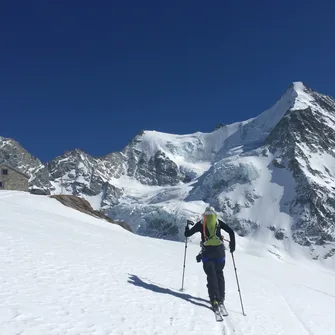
[[196, 253, 202, 263], [186, 220, 194, 226], [229, 242, 235, 253], [184, 225, 190, 237]]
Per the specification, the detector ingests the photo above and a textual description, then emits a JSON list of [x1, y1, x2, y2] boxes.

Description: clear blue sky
[[1, 0, 334, 162]]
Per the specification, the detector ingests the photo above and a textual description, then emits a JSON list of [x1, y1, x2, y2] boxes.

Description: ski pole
[[181, 220, 194, 291], [231, 253, 246, 316], [181, 236, 188, 291]]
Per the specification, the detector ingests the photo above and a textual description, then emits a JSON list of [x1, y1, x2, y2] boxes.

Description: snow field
[[1, 191, 335, 335]]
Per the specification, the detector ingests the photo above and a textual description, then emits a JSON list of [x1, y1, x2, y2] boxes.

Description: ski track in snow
[[1, 191, 335, 335], [0, 191, 18, 200], [271, 283, 313, 335]]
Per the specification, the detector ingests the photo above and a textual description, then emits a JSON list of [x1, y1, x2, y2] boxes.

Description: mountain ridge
[[2, 81, 335, 260]]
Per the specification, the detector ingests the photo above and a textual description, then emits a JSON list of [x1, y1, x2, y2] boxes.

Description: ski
[[219, 303, 228, 316], [214, 309, 223, 322]]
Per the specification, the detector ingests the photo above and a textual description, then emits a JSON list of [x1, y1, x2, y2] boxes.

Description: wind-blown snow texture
[[2, 82, 335, 260], [1, 191, 335, 335]]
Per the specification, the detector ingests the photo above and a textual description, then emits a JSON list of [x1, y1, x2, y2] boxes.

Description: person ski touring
[[184, 206, 235, 314]]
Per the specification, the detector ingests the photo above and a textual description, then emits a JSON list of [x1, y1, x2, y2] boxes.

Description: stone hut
[[0, 164, 29, 191]]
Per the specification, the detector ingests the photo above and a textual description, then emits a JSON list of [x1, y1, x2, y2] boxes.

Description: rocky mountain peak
[[2, 82, 335, 262], [0, 135, 41, 174]]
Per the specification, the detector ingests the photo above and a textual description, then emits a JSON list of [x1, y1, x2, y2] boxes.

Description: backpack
[[202, 212, 222, 247]]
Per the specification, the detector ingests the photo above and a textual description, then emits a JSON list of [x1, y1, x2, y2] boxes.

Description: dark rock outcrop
[[50, 195, 132, 233]]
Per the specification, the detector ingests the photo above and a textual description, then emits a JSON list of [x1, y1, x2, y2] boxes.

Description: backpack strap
[[203, 213, 207, 241]]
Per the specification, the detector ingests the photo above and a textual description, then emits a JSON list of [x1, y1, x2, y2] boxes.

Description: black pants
[[203, 259, 225, 303]]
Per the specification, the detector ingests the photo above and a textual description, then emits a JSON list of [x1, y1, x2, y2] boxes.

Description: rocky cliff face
[[264, 86, 335, 256], [2, 82, 335, 261], [0, 137, 41, 174]]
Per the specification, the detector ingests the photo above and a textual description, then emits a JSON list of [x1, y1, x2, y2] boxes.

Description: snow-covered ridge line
[[2, 81, 335, 261]]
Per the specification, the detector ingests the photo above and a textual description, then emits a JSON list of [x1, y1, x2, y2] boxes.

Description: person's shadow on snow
[[128, 274, 212, 311]]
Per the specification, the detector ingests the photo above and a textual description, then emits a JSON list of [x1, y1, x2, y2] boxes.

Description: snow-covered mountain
[[1, 191, 335, 334], [2, 82, 335, 260]]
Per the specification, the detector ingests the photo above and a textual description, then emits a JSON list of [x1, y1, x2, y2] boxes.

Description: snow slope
[[1, 191, 335, 335]]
